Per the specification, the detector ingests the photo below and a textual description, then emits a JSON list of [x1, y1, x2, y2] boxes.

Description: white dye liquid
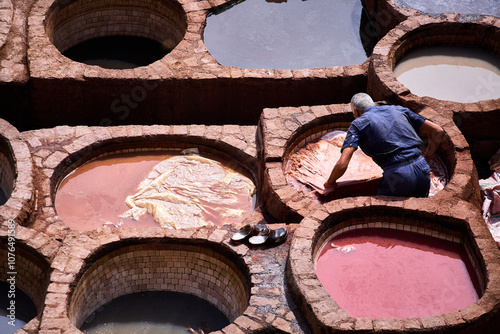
[[394, 47, 500, 103]]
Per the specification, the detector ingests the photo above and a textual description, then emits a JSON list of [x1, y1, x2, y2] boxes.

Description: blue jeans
[[377, 155, 430, 197]]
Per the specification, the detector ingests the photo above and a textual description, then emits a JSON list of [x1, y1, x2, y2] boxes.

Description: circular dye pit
[[398, 0, 500, 17], [69, 243, 249, 332], [55, 151, 256, 230], [80, 291, 230, 334], [204, 0, 373, 69], [45, 0, 187, 69], [285, 130, 448, 201], [394, 46, 500, 103], [1, 241, 50, 333], [0, 281, 37, 334], [315, 227, 481, 318]]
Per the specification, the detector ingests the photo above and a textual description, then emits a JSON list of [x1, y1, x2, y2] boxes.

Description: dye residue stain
[[400, 0, 500, 17], [394, 46, 500, 103], [315, 228, 480, 319], [204, 0, 370, 69], [80, 291, 230, 334], [55, 152, 255, 230], [0, 281, 37, 334]]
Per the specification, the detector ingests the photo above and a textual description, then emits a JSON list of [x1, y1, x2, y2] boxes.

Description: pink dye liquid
[[315, 228, 480, 319], [55, 152, 171, 230], [55, 152, 255, 231]]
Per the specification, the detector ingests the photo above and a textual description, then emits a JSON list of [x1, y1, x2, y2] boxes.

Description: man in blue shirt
[[324, 93, 444, 197]]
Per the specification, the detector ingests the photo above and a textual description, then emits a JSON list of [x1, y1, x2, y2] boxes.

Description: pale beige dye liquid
[[394, 47, 500, 103]]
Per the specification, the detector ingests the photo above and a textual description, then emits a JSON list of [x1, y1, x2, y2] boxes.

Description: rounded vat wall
[[0, 238, 51, 329], [368, 16, 500, 110], [44, 0, 187, 68], [68, 241, 250, 331], [287, 207, 500, 333], [0, 119, 34, 224]]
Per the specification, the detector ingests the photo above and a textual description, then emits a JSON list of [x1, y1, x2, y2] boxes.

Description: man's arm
[[324, 146, 357, 189], [419, 120, 444, 161]]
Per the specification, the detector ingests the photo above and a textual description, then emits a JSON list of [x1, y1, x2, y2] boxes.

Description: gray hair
[[351, 93, 374, 112]]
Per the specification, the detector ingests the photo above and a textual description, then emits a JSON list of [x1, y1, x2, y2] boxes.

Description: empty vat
[[69, 242, 250, 332], [45, 0, 187, 68]]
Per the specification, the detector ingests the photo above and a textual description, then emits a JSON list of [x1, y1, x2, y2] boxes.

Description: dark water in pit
[[0, 188, 7, 205], [0, 281, 38, 334], [80, 291, 230, 334], [399, 0, 500, 17], [204, 0, 375, 69], [315, 228, 481, 319], [63, 36, 170, 69]]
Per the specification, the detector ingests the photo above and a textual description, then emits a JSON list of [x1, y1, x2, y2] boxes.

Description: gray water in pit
[[204, 0, 373, 69], [80, 291, 230, 334], [398, 0, 500, 17], [0, 281, 38, 334]]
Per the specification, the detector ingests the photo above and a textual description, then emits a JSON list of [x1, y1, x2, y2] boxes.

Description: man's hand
[[320, 181, 337, 196], [321, 146, 356, 196]]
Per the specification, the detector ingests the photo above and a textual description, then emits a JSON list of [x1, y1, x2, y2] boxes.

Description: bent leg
[[378, 157, 430, 197]]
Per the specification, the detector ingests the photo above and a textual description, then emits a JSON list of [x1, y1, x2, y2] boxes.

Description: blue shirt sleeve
[[341, 124, 360, 152], [399, 106, 426, 131]]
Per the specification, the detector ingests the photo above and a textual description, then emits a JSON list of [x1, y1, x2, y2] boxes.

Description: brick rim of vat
[[368, 15, 500, 112], [27, 0, 369, 80], [287, 206, 500, 332], [64, 236, 251, 331], [0, 118, 35, 225], [258, 103, 477, 224]]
